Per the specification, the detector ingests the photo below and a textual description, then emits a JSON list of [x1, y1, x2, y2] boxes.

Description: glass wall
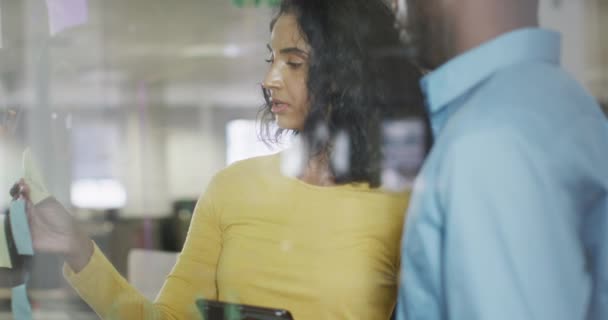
[[0, 0, 605, 319]]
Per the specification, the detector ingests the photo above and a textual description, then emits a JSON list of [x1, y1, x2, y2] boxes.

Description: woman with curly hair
[[12, 0, 431, 318]]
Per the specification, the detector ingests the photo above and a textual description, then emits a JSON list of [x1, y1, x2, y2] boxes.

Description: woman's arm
[[64, 178, 223, 319]]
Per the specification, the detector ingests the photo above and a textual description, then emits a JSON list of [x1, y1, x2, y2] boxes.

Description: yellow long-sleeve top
[[64, 154, 409, 319]]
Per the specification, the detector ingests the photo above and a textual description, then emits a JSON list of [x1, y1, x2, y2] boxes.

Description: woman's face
[[263, 14, 311, 131]]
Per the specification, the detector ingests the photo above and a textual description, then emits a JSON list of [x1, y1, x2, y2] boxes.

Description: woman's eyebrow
[[279, 47, 309, 57], [266, 44, 309, 57]]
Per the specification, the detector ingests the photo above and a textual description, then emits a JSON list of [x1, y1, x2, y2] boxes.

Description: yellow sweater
[[64, 154, 409, 319]]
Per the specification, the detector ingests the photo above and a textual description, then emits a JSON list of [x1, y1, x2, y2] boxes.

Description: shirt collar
[[420, 28, 561, 114]]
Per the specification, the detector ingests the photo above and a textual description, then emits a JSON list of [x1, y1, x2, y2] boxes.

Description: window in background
[[226, 119, 288, 165], [71, 179, 126, 209], [70, 120, 126, 209]]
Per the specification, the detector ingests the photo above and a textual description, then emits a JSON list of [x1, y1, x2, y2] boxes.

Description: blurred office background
[[0, 0, 606, 318]]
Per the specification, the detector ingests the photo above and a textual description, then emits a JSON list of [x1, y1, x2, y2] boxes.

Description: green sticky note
[[0, 216, 13, 268]]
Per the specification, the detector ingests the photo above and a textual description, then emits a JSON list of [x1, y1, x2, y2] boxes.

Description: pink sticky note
[[46, 0, 89, 35]]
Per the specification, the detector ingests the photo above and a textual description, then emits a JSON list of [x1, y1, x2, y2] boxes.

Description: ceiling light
[[181, 44, 242, 58]]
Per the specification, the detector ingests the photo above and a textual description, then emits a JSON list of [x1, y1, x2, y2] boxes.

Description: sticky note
[[22, 149, 51, 205], [9, 199, 33, 256], [0, 216, 13, 268], [46, 0, 89, 36], [11, 284, 32, 320]]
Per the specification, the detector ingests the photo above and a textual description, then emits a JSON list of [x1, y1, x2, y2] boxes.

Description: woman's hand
[[10, 179, 93, 272]]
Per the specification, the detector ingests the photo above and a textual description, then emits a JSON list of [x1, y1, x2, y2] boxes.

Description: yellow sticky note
[[0, 216, 13, 268], [22, 148, 51, 205]]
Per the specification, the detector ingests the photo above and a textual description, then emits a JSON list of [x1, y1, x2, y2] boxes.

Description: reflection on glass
[[381, 118, 426, 192]]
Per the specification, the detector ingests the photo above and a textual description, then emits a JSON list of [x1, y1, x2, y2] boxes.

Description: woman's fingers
[[9, 179, 32, 202], [9, 183, 20, 199]]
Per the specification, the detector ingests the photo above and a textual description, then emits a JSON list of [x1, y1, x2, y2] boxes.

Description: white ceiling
[[1, 0, 606, 109], [0, 0, 275, 108]]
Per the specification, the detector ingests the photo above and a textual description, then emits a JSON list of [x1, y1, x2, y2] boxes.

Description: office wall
[[540, 0, 607, 101]]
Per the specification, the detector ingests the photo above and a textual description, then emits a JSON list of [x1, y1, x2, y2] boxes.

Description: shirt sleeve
[[64, 176, 223, 320], [437, 129, 591, 320], [584, 189, 608, 320]]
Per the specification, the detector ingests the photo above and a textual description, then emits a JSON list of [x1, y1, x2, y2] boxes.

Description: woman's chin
[[276, 118, 303, 131]]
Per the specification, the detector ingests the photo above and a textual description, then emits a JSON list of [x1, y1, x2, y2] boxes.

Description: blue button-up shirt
[[398, 28, 608, 320]]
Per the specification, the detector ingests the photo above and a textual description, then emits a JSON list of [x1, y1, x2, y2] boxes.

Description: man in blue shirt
[[395, 0, 608, 319]]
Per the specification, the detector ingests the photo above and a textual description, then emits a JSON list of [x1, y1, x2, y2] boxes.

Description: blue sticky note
[[9, 199, 34, 256], [12, 284, 33, 320]]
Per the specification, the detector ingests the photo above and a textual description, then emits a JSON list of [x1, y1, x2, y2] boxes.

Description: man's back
[[399, 29, 608, 320]]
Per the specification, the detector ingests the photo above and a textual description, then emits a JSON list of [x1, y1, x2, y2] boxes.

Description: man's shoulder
[[456, 62, 601, 131], [479, 62, 594, 110], [435, 61, 608, 175]]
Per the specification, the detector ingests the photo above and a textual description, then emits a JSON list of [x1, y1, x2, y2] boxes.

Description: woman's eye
[[287, 62, 303, 68]]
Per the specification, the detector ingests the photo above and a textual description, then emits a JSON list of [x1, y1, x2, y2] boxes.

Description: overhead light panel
[[181, 44, 242, 58]]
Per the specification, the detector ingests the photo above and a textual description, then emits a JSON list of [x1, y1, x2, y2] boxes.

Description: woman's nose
[[262, 65, 283, 91]]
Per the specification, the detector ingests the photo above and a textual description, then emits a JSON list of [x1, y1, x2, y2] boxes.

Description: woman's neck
[[298, 152, 335, 186]]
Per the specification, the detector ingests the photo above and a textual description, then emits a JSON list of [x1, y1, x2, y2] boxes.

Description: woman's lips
[[271, 102, 289, 113]]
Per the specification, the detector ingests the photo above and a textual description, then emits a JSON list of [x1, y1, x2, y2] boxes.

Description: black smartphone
[[196, 299, 294, 320]]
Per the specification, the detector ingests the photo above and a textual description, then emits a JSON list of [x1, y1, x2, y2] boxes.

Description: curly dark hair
[[259, 0, 432, 188]]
